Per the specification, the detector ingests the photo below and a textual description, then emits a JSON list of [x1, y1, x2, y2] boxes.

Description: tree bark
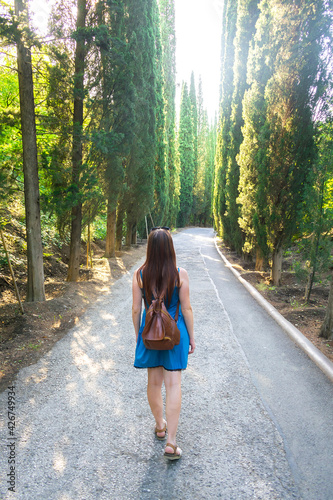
[[15, 0, 45, 302], [131, 223, 137, 245], [115, 197, 125, 252], [67, 0, 87, 282], [255, 246, 264, 272], [105, 205, 117, 258], [271, 246, 283, 286], [125, 226, 132, 247], [320, 270, 333, 340]]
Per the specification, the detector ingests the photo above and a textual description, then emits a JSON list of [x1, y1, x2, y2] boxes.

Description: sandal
[[155, 420, 167, 440], [164, 443, 182, 460]]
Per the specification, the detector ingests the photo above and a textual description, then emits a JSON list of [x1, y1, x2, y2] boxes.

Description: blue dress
[[134, 284, 190, 371]]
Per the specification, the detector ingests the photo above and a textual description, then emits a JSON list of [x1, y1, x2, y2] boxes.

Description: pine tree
[[177, 82, 195, 227]]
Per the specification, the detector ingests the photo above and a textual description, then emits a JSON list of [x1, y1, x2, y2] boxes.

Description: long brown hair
[[138, 228, 179, 307]]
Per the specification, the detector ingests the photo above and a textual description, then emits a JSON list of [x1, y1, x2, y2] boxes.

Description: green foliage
[[213, 0, 238, 237], [158, 0, 178, 227], [177, 82, 195, 227], [93, 212, 108, 240], [237, 0, 331, 269], [192, 77, 216, 226], [0, 62, 22, 203], [151, 1, 168, 225], [224, 0, 259, 253]]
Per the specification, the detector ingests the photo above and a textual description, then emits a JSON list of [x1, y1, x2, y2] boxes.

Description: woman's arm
[[178, 268, 196, 354], [132, 270, 142, 342]]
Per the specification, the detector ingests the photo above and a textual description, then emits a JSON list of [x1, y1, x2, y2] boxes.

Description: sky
[[174, 0, 223, 121], [29, 0, 223, 121]]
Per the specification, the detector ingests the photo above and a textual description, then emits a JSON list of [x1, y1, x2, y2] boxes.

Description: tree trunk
[[105, 205, 116, 258], [320, 271, 333, 340], [115, 200, 124, 252], [86, 221, 92, 268], [125, 226, 132, 247], [67, 0, 86, 282], [271, 246, 283, 286], [15, 0, 45, 302], [131, 223, 137, 245], [255, 247, 264, 272]]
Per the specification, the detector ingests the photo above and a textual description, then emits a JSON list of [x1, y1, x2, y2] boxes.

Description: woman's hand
[[189, 338, 196, 354]]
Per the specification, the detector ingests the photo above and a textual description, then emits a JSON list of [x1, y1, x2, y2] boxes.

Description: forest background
[[0, 0, 333, 388]]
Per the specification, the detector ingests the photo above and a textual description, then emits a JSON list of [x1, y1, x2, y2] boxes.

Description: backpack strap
[[174, 300, 180, 322], [141, 277, 179, 321]]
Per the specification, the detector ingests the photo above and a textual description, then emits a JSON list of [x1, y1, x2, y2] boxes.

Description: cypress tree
[[151, 1, 167, 226], [238, 0, 331, 283], [192, 76, 215, 226], [91, 0, 135, 257], [204, 120, 217, 226], [122, 0, 157, 244], [177, 82, 195, 227], [213, 0, 238, 238], [67, 0, 87, 282], [189, 71, 198, 221], [14, 0, 46, 300], [225, 0, 260, 253], [158, 0, 178, 227]]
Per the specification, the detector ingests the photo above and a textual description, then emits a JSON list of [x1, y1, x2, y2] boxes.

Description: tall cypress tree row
[[237, 0, 272, 269], [177, 82, 195, 227], [224, 0, 259, 253], [213, 0, 238, 238], [151, 1, 167, 226], [90, 0, 135, 257], [192, 76, 215, 226], [238, 0, 331, 283], [120, 0, 157, 244], [189, 71, 198, 221], [157, 0, 178, 227], [204, 120, 216, 226]]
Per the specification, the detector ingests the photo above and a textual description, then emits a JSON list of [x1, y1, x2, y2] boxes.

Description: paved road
[[0, 227, 332, 499]]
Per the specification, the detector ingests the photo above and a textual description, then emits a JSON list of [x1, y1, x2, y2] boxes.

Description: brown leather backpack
[[141, 292, 180, 350]]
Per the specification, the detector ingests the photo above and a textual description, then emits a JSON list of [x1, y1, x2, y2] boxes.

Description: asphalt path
[[0, 227, 332, 499]]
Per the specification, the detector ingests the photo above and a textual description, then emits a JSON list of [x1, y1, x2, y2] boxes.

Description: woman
[[132, 227, 195, 460]]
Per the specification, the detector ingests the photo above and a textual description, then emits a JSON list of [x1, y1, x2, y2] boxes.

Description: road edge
[[214, 238, 333, 384]]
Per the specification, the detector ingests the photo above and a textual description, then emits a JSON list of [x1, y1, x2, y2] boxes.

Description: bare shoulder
[[178, 267, 189, 287], [133, 269, 143, 288]]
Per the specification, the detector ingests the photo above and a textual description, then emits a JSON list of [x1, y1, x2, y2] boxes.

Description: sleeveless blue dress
[[134, 284, 190, 371]]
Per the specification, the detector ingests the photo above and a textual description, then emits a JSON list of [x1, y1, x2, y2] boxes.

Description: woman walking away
[[132, 227, 195, 460]]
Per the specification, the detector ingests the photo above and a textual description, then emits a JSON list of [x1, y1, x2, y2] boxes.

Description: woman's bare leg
[[164, 369, 182, 454], [147, 367, 165, 437]]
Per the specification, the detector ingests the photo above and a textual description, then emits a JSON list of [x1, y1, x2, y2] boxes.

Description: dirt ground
[[217, 241, 333, 364], [1, 234, 332, 394], [0, 241, 147, 392]]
